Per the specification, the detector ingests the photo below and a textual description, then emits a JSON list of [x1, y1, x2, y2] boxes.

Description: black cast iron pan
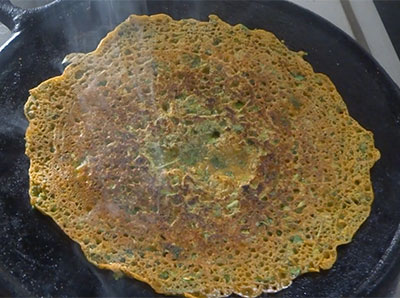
[[1, 0, 400, 296]]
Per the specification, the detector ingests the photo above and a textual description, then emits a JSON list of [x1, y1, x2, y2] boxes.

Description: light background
[[0, 0, 399, 296]]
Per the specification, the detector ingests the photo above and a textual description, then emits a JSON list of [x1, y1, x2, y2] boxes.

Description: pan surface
[[0, 0, 400, 296]]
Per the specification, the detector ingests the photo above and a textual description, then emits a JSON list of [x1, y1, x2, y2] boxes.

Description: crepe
[[24, 14, 380, 297]]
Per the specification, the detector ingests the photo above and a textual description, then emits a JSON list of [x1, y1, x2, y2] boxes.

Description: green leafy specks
[[295, 206, 306, 214], [290, 235, 303, 243], [159, 271, 169, 280], [181, 96, 210, 115], [191, 55, 201, 68], [166, 245, 182, 260], [146, 142, 164, 166], [359, 142, 368, 153], [256, 217, 273, 227], [227, 200, 239, 210], [246, 138, 255, 146], [74, 70, 84, 79], [160, 189, 176, 196], [210, 155, 226, 169], [291, 142, 298, 155], [290, 267, 301, 277], [179, 143, 203, 166], [203, 232, 210, 240], [280, 116, 290, 127], [289, 96, 302, 109], [184, 97, 200, 114], [202, 65, 210, 74], [97, 80, 107, 86], [128, 206, 141, 215], [250, 105, 261, 113], [225, 171, 234, 177], [31, 185, 42, 197], [25, 102, 36, 119], [255, 276, 274, 283], [175, 93, 186, 100], [239, 24, 249, 31], [124, 249, 133, 257], [234, 100, 245, 109], [213, 37, 222, 46], [291, 72, 305, 81], [151, 60, 158, 73], [213, 204, 222, 217], [255, 276, 264, 282], [183, 53, 201, 68], [196, 167, 210, 182], [241, 228, 250, 235], [257, 130, 270, 142], [161, 101, 170, 112], [336, 105, 344, 114], [232, 124, 244, 133], [223, 274, 231, 282]]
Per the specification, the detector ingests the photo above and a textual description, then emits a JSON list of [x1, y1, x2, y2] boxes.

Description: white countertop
[[290, 0, 400, 89]]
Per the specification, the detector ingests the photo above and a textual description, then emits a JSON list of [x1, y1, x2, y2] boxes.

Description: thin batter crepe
[[25, 14, 380, 297]]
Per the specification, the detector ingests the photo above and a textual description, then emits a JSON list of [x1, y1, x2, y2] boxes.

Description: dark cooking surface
[[0, 1, 400, 297]]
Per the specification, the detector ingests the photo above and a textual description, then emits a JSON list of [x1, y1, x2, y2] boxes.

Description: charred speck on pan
[[24, 14, 380, 298]]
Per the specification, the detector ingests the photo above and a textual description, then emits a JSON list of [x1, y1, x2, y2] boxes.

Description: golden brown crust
[[25, 14, 380, 297]]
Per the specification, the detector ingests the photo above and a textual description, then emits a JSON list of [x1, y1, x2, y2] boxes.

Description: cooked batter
[[24, 14, 380, 297]]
